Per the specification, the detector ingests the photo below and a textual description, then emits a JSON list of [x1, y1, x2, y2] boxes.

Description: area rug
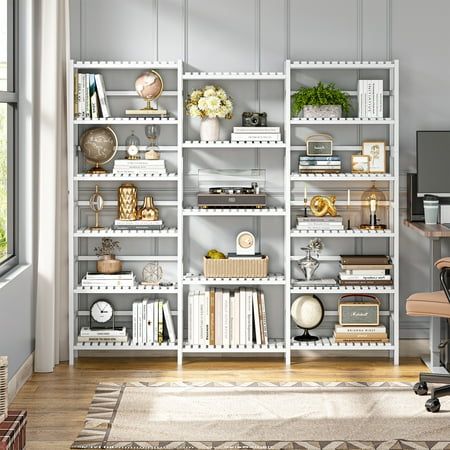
[[71, 381, 450, 449]]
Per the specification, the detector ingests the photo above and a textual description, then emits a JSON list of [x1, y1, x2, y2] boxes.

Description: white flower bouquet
[[185, 85, 233, 119]]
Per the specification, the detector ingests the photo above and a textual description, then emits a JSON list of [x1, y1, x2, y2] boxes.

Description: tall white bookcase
[[67, 59, 399, 366]]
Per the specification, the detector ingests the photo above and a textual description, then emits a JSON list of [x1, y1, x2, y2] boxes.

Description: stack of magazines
[[113, 159, 167, 176], [299, 155, 341, 173], [230, 126, 281, 142], [81, 271, 136, 287]]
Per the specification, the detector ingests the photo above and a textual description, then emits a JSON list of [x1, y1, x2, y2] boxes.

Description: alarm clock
[[125, 130, 141, 160], [236, 231, 256, 256], [90, 299, 114, 326]]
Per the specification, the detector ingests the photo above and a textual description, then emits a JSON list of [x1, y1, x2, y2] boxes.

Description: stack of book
[[338, 255, 393, 286], [298, 156, 341, 173], [296, 216, 344, 231], [333, 324, 388, 343], [74, 72, 110, 119], [113, 219, 164, 231], [357, 80, 384, 118], [132, 299, 176, 345], [230, 126, 281, 142], [187, 288, 268, 346], [113, 159, 167, 176], [81, 271, 136, 287], [78, 326, 128, 343]]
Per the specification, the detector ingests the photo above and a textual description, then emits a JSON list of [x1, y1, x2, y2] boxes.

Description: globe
[[79, 127, 118, 174], [291, 295, 324, 341], [135, 70, 163, 106]]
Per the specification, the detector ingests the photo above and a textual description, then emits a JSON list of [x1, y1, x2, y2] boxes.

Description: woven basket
[[0, 356, 7, 423], [203, 256, 269, 278]]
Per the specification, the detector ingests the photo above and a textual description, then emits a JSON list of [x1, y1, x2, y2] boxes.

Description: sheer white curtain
[[34, 0, 70, 372]]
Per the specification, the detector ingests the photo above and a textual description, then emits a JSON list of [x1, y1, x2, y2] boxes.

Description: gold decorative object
[[126, 71, 167, 116], [141, 262, 163, 286], [118, 183, 138, 221], [310, 195, 338, 217], [79, 126, 118, 174], [89, 185, 105, 230], [97, 255, 123, 274], [138, 195, 159, 221], [360, 184, 387, 230]]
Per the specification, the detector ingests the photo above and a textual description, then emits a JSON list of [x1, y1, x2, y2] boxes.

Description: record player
[[197, 169, 267, 208]]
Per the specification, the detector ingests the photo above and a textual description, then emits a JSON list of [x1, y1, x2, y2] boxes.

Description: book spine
[[163, 300, 176, 343], [339, 279, 393, 286], [233, 127, 280, 133], [239, 288, 246, 345], [132, 302, 138, 344], [147, 302, 154, 344], [85, 73, 91, 119], [209, 289, 215, 346], [233, 290, 240, 346], [205, 290, 210, 345], [253, 290, 261, 345], [142, 300, 147, 344], [215, 289, 223, 346], [223, 291, 230, 347], [73, 69, 79, 119], [229, 293, 234, 346], [231, 133, 281, 141], [335, 325, 386, 333], [260, 291, 268, 345], [158, 301, 164, 343], [199, 292, 205, 345], [193, 291, 199, 345], [340, 257, 390, 265], [378, 80, 383, 118], [188, 293, 193, 345], [94, 73, 111, 118], [137, 302, 143, 345], [153, 300, 158, 344], [77, 73, 85, 118]]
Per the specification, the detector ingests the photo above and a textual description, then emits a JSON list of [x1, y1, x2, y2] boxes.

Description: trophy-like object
[[298, 239, 323, 281], [89, 185, 105, 230]]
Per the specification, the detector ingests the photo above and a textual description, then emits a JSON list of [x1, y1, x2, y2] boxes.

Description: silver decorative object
[[298, 238, 323, 281], [301, 105, 342, 119]]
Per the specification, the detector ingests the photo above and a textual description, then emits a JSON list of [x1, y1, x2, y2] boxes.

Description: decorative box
[[339, 294, 380, 326], [301, 105, 342, 119], [0, 357, 7, 423], [203, 256, 269, 278], [0, 411, 27, 450]]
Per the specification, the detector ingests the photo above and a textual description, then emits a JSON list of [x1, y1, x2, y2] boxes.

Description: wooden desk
[[404, 220, 449, 373]]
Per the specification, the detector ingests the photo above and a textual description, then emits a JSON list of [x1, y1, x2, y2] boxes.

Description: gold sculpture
[[118, 183, 138, 220], [138, 196, 159, 221], [310, 195, 338, 217]]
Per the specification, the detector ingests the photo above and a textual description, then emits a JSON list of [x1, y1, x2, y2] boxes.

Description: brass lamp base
[[360, 224, 387, 230], [88, 164, 107, 174]]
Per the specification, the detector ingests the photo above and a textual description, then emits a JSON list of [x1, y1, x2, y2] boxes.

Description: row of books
[[296, 216, 344, 231], [338, 255, 393, 286], [230, 126, 281, 142], [187, 288, 268, 346], [74, 72, 111, 119], [357, 80, 384, 118], [132, 299, 176, 345], [113, 159, 167, 175], [298, 156, 341, 173], [333, 324, 388, 343], [81, 271, 136, 287]]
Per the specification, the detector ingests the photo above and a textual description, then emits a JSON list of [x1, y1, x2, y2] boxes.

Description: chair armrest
[[436, 257, 450, 270]]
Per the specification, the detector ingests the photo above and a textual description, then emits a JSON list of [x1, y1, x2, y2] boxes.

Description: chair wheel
[[425, 397, 441, 413], [414, 381, 428, 395]]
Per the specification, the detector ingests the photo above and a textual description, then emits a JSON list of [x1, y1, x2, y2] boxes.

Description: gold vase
[[97, 255, 123, 274], [138, 195, 159, 221], [118, 183, 137, 220]]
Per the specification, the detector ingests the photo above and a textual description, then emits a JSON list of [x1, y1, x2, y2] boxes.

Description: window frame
[[0, 0, 19, 275]]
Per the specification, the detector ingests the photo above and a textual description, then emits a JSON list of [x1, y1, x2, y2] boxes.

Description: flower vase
[[298, 247, 319, 281], [200, 117, 220, 141]]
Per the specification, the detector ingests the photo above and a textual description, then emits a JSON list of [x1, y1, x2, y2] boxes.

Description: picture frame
[[362, 141, 386, 173], [351, 155, 370, 173]]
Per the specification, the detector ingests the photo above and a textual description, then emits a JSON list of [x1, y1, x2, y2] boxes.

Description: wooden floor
[[11, 356, 426, 450]]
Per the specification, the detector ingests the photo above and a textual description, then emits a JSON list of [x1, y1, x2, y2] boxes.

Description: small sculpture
[[310, 195, 337, 217], [138, 196, 159, 221], [298, 238, 323, 281]]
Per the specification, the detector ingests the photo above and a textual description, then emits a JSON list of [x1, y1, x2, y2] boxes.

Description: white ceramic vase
[[200, 117, 220, 141]]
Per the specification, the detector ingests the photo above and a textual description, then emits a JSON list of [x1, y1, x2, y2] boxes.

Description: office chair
[[406, 257, 450, 412]]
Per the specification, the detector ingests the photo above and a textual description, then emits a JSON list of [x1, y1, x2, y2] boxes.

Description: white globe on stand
[[291, 295, 324, 330]]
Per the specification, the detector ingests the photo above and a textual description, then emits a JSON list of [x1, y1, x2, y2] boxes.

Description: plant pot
[[97, 255, 123, 274], [200, 117, 220, 141], [301, 105, 342, 119]]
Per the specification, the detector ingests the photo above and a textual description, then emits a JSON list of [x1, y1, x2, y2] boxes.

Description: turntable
[[197, 169, 267, 209]]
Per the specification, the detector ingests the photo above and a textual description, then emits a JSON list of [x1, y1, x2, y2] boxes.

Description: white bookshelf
[[67, 59, 400, 366]]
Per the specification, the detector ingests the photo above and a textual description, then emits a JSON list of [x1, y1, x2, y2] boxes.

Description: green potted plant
[[292, 81, 351, 119], [94, 238, 122, 274]]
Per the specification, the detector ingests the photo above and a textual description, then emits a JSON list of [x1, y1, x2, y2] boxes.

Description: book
[[246, 289, 253, 346], [333, 333, 389, 343], [215, 289, 223, 346], [339, 279, 393, 286], [291, 278, 337, 286], [231, 133, 281, 141], [233, 126, 280, 133], [209, 288, 215, 346], [89, 74, 97, 119], [297, 216, 343, 223], [299, 156, 341, 161], [193, 291, 200, 345], [162, 300, 176, 343], [77, 336, 128, 343], [340, 264, 393, 270], [85, 271, 134, 280], [341, 269, 387, 276], [114, 219, 163, 226], [335, 325, 386, 334], [222, 290, 230, 347], [239, 288, 246, 345], [188, 292, 193, 345], [340, 255, 390, 265], [137, 301, 143, 344], [80, 326, 126, 337], [94, 73, 111, 118], [147, 301, 154, 343], [260, 291, 268, 345], [81, 278, 135, 287], [252, 290, 261, 345], [339, 273, 391, 281], [74, 69, 79, 118], [77, 73, 86, 119], [132, 302, 138, 344], [233, 290, 240, 346]]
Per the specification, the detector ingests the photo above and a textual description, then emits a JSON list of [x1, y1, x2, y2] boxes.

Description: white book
[[153, 299, 159, 343], [377, 80, 384, 118], [199, 292, 205, 345], [142, 299, 148, 344], [231, 133, 281, 142], [132, 302, 138, 344], [147, 301, 155, 344], [233, 126, 280, 134], [205, 289, 210, 345], [193, 291, 200, 345], [94, 73, 111, 118], [222, 290, 230, 347], [86, 271, 135, 280], [260, 291, 268, 345], [163, 300, 176, 343], [81, 279, 136, 287], [114, 159, 166, 166], [344, 269, 387, 276], [84, 73, 91, 119], [80, 327, 127, 337], [339, 272, 391, 281], [239, 288, 246, 345], [357, 80, 363, 118], [137, 302, 143, 345], [215, 289, 223, 346], [335, 324, 386, 334], [252, 290, 261, 345], [233, 290, 240, 346], [114, 219, 163, 226], [246, 289, 253, 345], [188, 292, 193, 345], [229, 292, 234, 346], [76, 73, 84, 118]]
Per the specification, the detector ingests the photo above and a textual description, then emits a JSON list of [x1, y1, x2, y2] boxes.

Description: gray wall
[[69, 0, 450, 340]]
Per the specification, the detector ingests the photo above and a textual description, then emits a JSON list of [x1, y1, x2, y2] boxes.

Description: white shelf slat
[[183, 207, 285, 216], [290, 61, 396, 69], [73, 117, 178, 125], [290, 285, 395, 294], [74, 227, 178, 238], [74, 285, 178, 294], [291, 118, 394, 125], [291, 145, 391, 152], [74, 173, 178, 181], [74, 341, 178, 351], [183, 274, 285, 285], [290, 337, 395, 351], [183, 140, 285, 148], [182, 339, 285, 353], [290, 229, 394, 238], [73, 61, 179, 69], [183, 72, 285, 80], [105, 90, 177, 97], [291, 173, 395, 181]]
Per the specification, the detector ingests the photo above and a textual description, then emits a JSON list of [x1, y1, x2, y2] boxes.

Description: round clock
[[236, 231, 256, 255], [125, 130, 141, 160], [141, 262, 163, 285], [90, 299, 114, 324]]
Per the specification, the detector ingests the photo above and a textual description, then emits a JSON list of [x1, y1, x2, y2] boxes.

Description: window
[[0, 0, 18, 273]]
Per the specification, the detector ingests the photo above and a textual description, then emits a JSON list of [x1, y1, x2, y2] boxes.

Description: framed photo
[[351, 155, 369, 173], [362, 141, 386, 173]]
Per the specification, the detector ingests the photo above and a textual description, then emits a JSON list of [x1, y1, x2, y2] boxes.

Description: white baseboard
[[8, 353, 34, 403]]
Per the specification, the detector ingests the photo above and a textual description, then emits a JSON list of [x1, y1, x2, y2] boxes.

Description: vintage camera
[[242, 112, 267, 127]]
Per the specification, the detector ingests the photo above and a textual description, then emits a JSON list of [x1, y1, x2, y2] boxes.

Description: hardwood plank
[[10, 357, 426, 450]]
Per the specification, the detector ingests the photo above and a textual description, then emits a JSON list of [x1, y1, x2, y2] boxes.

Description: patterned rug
[[71, 381, 450, 449]]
